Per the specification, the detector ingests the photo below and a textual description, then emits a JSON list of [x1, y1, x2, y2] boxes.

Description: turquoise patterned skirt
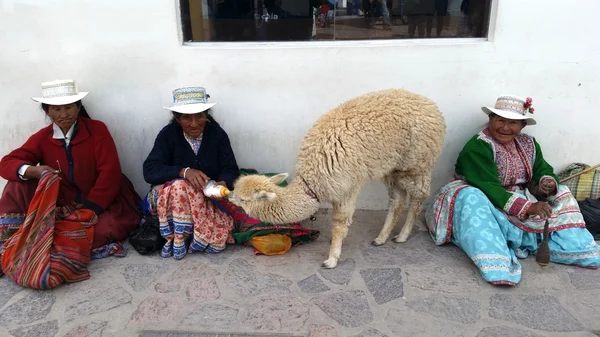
[[426, 181, 600, 285]]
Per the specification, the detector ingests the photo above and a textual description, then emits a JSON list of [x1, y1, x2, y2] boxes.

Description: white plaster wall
[[0, 0, 599, 210]]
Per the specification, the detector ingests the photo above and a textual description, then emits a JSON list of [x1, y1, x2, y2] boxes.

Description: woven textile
[[1, 173, 97, 289], [558, 163, 600, 202]]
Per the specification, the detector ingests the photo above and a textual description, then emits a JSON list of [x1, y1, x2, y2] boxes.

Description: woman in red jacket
[[0, 80, 141, 254]]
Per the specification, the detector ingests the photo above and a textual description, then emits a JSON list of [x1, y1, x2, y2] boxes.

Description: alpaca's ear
[[268, 173, 289, 186], [253, 191, 277, 201]]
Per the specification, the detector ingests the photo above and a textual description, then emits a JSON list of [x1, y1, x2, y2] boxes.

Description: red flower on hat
[[524, 97, 534, 114]]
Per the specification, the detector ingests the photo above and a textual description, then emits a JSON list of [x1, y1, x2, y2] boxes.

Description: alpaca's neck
[[266, 179, 320, 224]]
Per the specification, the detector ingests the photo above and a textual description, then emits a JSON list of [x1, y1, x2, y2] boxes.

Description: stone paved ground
[[1, 209, 599, 337]]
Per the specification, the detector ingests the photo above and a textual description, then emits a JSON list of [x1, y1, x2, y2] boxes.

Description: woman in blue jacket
[[142, 87, 240, 260]]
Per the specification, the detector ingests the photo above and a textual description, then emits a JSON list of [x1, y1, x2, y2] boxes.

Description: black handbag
[[579, 198, 600, 240], [128, 215, 166, 255]]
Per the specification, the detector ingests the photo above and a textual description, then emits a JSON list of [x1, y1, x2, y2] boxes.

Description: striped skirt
[[1, 173, 97, 289]]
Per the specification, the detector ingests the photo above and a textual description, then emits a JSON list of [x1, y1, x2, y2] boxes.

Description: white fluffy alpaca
[[230, 89, 446, 268]]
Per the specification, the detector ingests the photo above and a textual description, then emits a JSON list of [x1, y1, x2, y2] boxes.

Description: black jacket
[[143, 121, 240, 190]]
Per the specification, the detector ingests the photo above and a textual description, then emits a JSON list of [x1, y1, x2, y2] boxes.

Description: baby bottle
[[203, 180, 231, 199]]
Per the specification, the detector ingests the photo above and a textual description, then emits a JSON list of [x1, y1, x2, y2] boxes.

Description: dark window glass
[[180, 0, 492, 42]]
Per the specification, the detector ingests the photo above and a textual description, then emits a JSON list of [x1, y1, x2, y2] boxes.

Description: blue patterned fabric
[[446, 186, 600, 285]]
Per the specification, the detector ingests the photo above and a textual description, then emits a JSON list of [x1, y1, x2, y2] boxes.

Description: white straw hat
[[31, 79, 88, 105], [482, 95, 536, 126], [163, 86, 217, 114]]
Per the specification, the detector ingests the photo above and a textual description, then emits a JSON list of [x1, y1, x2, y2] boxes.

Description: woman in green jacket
[[425, 95, 600, 286]]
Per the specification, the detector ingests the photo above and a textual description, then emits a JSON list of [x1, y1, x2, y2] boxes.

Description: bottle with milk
[[203, 180, 231, 199]]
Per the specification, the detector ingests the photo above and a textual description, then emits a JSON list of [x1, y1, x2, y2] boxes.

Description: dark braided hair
[[41, 100, 91, 119]]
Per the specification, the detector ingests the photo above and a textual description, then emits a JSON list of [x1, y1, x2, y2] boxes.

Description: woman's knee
[[454, 187, 497, 227], [167, 179, 194, 189], [457, 186, 489, 203], [92, 209, 140, 248], [0, 180, 39, 213], [2, 180, 38, 197], [92, 214, 115, 248]]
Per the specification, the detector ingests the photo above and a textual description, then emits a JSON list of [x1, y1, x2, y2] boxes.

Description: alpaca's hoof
[[393, 234, 408, 243], [321, 257, 338, 269], [371, 238, 386, 246]]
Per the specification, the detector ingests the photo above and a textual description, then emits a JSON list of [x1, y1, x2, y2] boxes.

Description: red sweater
[[0, 117, 122, 214]]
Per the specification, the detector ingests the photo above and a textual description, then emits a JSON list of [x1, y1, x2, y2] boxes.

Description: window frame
[[174, 0, 499, 49]]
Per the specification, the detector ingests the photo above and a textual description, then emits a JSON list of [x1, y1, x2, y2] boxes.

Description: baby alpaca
[[230, 89, 446, 268]]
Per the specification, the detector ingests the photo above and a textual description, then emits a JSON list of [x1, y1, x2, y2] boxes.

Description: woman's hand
[[527, 201, 552, 219], [180, 168, 209, 190], [24, 165, 59, 179], [539, 179, 557, 195]]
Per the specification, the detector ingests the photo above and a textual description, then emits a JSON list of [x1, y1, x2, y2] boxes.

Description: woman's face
[[488, 115, 525, 144], [47, 103, 80, 131], [177, 112, 207, 138]]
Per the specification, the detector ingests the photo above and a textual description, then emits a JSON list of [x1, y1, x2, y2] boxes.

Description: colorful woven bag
[[557, 163, 600, 202]]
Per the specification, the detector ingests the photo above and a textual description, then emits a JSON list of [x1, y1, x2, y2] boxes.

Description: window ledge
[[181, 37, 489, 50]]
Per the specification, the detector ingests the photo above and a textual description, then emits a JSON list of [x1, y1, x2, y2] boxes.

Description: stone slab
[[318, 258, 355, 285], [567, 268, 600, 290], [0, 291, 55, 325], [131, 295, 182, 325], [166, 260, 220, 283], [64, 321, 108, 337], [65, 285, 132, 321], [225, 259, 292, 297], [119, 263, 164, 291], [350, 328, 389, 337], [312, 290, 373, 328], [308, 324, 338, 337], [475, 326, 545, 337], [155, 283, 181, 293], [426, 242, 472, 265], [298, 274, 330, 294], [406, 295, 480, 325], [181, 303, 239, 330], [404, 265, 480, 294], [359, 234, 433, 266], [241, 295, 310, 332], [566, 292, 600, 330], [359, 268, 403, 304], [9, 320, 59, 337], [385, 308, 470, 337], [0, 278, 22, 308], [141, 333, 302, 337], [488, 294, 584, 332], [184, 278, 220, 301], [204, 244, 247, 265]]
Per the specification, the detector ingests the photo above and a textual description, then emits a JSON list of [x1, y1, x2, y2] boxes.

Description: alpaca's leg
[[372, 174, 406, 246], [322, 190, 360, 269], [394, 173, 430, 243]]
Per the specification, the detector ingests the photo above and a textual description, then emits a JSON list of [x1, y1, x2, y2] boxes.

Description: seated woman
[[426, 95, 600, 286], [0, 80, 141, 286], [142, 86, 239, 260]]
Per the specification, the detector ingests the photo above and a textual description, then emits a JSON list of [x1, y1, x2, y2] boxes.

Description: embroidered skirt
[[141, 179, 235, 260]]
